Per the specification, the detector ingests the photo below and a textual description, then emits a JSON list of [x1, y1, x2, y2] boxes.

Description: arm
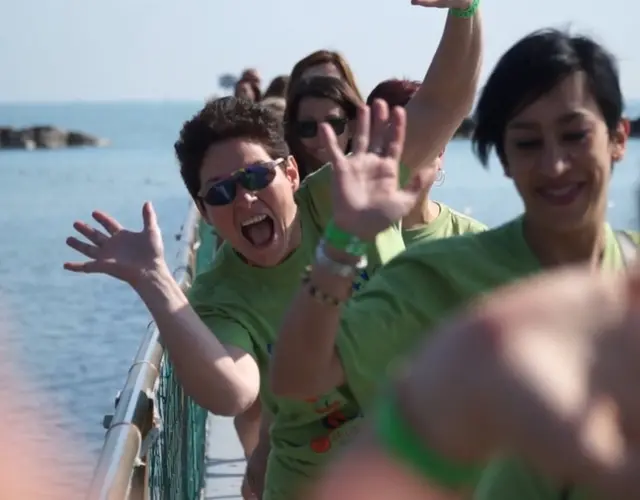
[[401, 4, 482, 172], [245, 412, 272, 499], [309, 426, 465, 500], [234, 399, 263, 458], [136, 267, 259, 416]]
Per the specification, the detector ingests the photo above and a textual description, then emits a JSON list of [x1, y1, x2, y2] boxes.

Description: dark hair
[[175, 97, 289, 201], [264, 75, 290, 100], [285, 76, 362, 180], [367, 79, 420, 108], [235, 78, 262, 102], [472, 29, 623, 167], [287, 50, 363, 104]]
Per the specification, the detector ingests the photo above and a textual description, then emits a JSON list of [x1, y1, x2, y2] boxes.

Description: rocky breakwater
[[0, 126, 108, 150]]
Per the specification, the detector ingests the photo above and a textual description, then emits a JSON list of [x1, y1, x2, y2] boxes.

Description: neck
[[522, 216, 607, 269], [402, 196, 441, 229]]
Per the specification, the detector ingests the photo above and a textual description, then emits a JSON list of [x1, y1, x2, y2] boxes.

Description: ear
[[611, 118, 630, 163], [283, 156, 301, 191]]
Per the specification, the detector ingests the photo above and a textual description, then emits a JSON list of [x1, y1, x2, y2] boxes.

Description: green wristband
[[374, 390, 481, 490], [324, 219, 369, 257], [451, 0, 480, 18]]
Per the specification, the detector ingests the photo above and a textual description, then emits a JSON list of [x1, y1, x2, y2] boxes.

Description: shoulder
[[618, 230, 640, 246], [442, 204, 489, 234]]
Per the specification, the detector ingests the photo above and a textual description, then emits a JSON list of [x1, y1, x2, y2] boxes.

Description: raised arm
[[64, 203, 260, 416], [402, 0, 483, 172], [272, 103, 434, 399]]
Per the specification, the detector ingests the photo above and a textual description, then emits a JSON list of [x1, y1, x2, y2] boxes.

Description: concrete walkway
[[204, 413, 246, 499]]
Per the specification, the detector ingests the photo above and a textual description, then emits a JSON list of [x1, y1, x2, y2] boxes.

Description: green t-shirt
[[187, 165, 406, 500], [335, 217, 638, 499], [401, 202, 487, 246]]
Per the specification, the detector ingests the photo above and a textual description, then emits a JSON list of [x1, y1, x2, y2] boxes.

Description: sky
[[0, 0, 638, 102]]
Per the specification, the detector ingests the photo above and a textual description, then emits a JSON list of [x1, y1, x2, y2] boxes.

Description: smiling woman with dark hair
[[272, 28, 637, 500]]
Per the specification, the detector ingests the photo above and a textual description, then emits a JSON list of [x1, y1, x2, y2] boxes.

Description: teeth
[[544, 185, 576, 195], [241, 214, 267, 226]]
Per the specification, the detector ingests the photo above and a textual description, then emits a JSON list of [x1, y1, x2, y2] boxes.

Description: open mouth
[[240, 214, 275, 248], [536, 182, 586, 206]]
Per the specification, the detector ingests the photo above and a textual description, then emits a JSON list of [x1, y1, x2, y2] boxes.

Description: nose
[[235, 186, 258, 207], [539, 141, 570, 177]]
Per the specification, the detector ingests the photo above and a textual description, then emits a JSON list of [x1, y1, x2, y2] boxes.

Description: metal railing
[[87, 203, 204, 500]]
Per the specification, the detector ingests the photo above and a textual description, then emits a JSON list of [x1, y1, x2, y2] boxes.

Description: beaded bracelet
[[374, 388, 481, 489], [301, 266, 347, 307], [451, 0, 480, 18]]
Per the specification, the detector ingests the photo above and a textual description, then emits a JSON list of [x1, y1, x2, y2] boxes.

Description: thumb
[[142, 201, 158, 231]]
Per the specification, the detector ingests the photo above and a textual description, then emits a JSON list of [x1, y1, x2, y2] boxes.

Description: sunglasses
[[199, 159, 284, 206], [295, 117, 348, 139]]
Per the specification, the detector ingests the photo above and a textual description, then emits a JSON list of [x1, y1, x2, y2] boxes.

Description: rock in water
[[0, 126, 108, 150]]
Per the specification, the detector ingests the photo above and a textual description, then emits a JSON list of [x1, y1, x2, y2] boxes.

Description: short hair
[[175, 97, 289, 201], [472, 29, 623, 167]]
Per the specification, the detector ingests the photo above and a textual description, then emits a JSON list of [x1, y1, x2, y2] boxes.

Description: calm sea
[[0, 101, 639, 474]]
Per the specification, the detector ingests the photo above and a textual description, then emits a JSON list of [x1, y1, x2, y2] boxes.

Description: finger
[[319, 122, 347, 169], [72, 221, 109, 246], [63, 261, 101, 273], [350, 105, 370, 154], [142, 201, 158, 231], [385, 106, 407, 161], [65, 236, 99, 259], [368, 99, 390, 156], [92, 210, 123, 235]]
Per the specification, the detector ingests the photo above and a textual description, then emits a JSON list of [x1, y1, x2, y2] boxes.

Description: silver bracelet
[[314, 239, 368, 278]]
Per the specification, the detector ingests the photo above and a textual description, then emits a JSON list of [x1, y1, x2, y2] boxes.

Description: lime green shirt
[[402, 202, 487, 246], [188, 165, 405, 500], [337, 220, 637, 408], [334, 217, 637, 499]]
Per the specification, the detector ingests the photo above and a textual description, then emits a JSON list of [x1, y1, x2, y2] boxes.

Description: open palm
[[64, 202, 166, 285], [323, 100, 429, 241]]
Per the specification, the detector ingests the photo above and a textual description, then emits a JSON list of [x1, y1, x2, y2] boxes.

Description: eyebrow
[[508, 111, 587, 130]]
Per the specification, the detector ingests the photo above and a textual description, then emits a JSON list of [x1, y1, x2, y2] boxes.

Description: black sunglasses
[[295, 117, 348, 139], [199, 159, 284, 206]]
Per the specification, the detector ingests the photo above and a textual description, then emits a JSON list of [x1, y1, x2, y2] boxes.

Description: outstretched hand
[[322, 100, 430, 241], [64, 201, 167, 285]]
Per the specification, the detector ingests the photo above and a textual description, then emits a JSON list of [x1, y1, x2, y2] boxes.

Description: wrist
[[322, 242, 363, 267], [375, 383, 482, 490], [133, 263, 184, 308], [450, 0, 479, 18]]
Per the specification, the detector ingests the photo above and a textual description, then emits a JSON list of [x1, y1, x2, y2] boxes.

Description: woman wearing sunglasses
[[270, 27, 636, 500], [63, 1, 482, 498], [285, 76, 361, 180]]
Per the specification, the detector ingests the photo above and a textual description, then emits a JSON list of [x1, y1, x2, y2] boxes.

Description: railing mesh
[[148, 220, 218, 500]]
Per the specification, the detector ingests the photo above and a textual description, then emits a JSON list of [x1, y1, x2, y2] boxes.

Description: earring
[[434, 170, 445, 187]]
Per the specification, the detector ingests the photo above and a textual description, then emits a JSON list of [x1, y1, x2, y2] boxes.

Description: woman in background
[[264, 75, 290, 100], [286, 50, 363, 105], [367, 79, 486, 245], [285, 76, 361, 180], [235, 78, 262, 102]]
